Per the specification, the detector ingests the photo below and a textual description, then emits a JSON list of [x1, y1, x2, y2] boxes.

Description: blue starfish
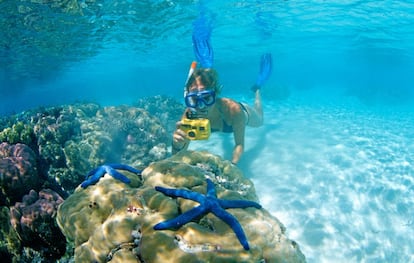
[[80, 164, 141, 188], [153, 179, 262, 250]]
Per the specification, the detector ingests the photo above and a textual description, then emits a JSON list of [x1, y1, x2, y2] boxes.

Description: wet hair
[[186, 68, 222, 95]]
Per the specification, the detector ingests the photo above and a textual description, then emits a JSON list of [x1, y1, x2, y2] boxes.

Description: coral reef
[[0, 206, 14, 262], [57, 151, 306, 262], [0, 98, 181, 261], [134, 95, 185, 135], [0, 142, 43, 206], [9, 189, 66, 260], [0, 121, 35, 146], [0, 102, 170, 193]]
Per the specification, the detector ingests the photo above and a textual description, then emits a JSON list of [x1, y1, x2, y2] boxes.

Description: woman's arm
[[172, 112, 191, 154], [230, 105, 247, 165]]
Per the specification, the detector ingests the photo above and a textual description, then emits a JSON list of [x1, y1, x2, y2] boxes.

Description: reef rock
[[57, 151, 306, 262], [0, 142, 43, 205], [9, 189, 66, 260]]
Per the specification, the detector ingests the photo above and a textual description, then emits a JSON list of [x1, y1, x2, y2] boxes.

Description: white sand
[[188, 92, 414, 262]]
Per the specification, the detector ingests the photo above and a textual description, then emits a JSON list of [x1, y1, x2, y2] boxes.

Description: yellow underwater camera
[[180, 118, 211, 140]]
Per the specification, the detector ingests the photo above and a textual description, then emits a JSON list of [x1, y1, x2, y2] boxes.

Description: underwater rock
[[0, 142, 43, 206], [57, 150, 306, 262], [9, 188, 66, 260]]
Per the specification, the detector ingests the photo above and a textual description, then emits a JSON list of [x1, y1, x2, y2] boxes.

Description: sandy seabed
[[189, 92, 414, 263]]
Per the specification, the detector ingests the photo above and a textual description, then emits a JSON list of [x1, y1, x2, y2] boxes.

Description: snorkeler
[[172, 53, 272, 165]]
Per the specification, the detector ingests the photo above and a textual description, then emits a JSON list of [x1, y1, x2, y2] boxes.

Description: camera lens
[[188, 131, 196, 138]]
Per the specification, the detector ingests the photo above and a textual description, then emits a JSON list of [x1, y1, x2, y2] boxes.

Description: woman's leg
[[244, 90, 263, 127]]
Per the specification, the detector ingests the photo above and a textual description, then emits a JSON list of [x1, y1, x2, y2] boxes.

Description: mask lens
[[200, 91, 215, 106], [185, 90, 215, 108], [185, 94, 198, 108]]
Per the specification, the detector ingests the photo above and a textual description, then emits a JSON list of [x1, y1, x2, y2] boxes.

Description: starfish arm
[[155, 186, 205, 203], [154, 205, 207, 230], [104, 166, 131, 184], [206, 179, 217, 197], [153, 179, 258, 250], [211, 206, 250, 250], [84, 167, 99, 180], [80, 167, 106, 188], [218, 199, 262, 209], [107, 163, 142, 174]]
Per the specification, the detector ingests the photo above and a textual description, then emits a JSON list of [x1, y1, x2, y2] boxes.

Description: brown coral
[[9, 189, 66, 259], [0, 142, 43, 205]]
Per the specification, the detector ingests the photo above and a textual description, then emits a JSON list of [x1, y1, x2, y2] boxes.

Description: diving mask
[[184, 90, 216, 109]]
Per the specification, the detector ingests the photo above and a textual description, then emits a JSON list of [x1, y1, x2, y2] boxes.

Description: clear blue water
[[1, 0, 414, 262]]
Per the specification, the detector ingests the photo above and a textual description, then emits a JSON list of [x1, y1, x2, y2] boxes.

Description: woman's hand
[[172, 120, 190, 153]]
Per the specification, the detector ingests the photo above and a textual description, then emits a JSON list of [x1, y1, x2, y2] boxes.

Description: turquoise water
[[1, 0, 414, 262], [2, 0, 414, 113]]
